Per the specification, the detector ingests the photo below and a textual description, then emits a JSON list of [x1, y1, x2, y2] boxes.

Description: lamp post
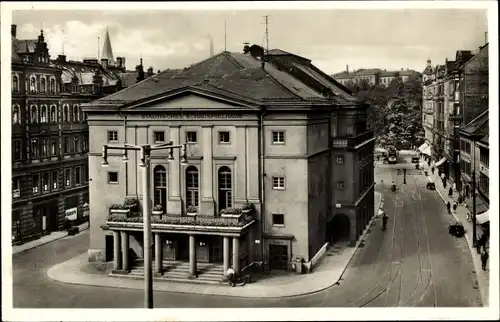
[[101, 141, 188, 309]]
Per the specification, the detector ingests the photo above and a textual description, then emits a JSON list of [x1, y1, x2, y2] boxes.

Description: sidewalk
[[48, 193, 383, 298], [13, 221, 89, 256], [429, 170, 489, 306]]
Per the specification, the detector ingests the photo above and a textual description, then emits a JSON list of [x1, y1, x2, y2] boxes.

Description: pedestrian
[[427, 159, 431, 167], [431, 167, 435, 175], [226, 267, 236, 286], [452, 201, 457, 212], [446, 201, 451, 213], [476, 237, 482, 254], [448, 187, 453, 197], [481, 233, 488, 252], [443, 179, 447, 189], [458, 192, 463, 204], [465, 184, 470, 198], [377, 155, 380, 162], [481, 250, 489, 271]]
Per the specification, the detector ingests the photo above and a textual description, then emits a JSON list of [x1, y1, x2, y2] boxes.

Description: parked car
[[448, 221, 465, 237]]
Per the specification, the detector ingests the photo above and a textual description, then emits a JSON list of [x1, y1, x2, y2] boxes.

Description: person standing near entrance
[[481, 250, 489, 271], [226, 267, 236, 286]]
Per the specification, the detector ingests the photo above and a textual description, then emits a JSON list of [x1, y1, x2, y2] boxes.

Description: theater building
[[83, 45, 374, 280]]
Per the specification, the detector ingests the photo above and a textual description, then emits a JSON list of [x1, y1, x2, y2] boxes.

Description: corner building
[[83, 45, 374, 277]]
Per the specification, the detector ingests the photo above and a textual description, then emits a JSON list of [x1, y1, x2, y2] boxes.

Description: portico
[[105, 215, 254, 279]]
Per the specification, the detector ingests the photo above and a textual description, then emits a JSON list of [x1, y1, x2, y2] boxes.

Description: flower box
[[241, 209, 252, 215], [187, 212, 197, 216], [152, 210, 163, 216], [220, 207, 243, 219], [110, 208, 130, 215]]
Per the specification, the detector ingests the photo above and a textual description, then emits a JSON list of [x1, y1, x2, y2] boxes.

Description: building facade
[[82, 45, 375, 278], [11, 25, 145, 244], [333, 68, 421, 87]]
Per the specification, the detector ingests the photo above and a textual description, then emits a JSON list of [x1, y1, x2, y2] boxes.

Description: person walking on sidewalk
[[481, 250, 489, 271], [226, 267, 236, 286], [476, 236, 482, 254], [452, 201, 458, 212], [446, 201, 451, 214], [448, 186, 453, 197], [431, 166, 435, 175]]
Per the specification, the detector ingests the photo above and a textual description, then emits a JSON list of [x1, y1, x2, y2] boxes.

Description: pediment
[[127, 89, 257, 111]]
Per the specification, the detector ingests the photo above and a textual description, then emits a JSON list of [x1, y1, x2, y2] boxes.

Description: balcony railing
[[107, 213, 252, 228], [332, 130, 373, 148]]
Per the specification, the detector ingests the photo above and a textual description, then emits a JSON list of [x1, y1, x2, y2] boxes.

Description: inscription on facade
[[141, 113, 243, 120]]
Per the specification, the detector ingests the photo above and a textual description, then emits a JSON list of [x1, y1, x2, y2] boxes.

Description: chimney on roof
[[346, 64, 349, 74], [11, 24, 17, 38], [57, 54, 67, 63], [101, 58, 109, 70], [147, 66, 154, 77], [243, 43, 250, 54]]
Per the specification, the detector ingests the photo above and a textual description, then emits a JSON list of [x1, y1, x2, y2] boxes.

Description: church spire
[[101, 29, 115, 65]]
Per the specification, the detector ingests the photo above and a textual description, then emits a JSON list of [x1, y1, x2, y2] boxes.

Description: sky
[[12, 9, 488, 75]]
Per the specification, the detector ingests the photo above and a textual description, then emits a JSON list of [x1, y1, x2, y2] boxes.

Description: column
[[223, 236, 230, 275], [155, 233, 163, 274], [200, 126, 215, 215], [121, 231, 129, 271], [232, 237, 240, 274], [189, 234, 197, 277], [235, 126, 246, 203], [113, 231, 122, 271]]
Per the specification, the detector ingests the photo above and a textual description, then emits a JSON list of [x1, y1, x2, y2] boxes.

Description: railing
[[332, 130, 373, 148], [108, 213, 252, 228]]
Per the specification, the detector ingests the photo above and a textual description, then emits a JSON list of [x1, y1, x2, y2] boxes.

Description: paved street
[[12, 156, 481, 308]]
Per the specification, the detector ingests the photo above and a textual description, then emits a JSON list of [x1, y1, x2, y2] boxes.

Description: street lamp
[[101, 140, 188, 309]]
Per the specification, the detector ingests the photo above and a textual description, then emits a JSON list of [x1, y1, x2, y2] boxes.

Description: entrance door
[[269, 244, 288, 270], [105, 235, 114, 262]]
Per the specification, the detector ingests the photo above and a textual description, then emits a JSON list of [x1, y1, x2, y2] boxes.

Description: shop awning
[[434, 157, 447, 167], [418, 143, 432, 156], [465, 195, 489, 215], [476, 211, 490, 225]]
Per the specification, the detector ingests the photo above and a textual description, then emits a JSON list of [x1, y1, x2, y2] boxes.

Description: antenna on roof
[[97, 36, 100, 60], [61, 29, 66, 55], [224, 20, 227, 51], [263, 15, 270, 56]]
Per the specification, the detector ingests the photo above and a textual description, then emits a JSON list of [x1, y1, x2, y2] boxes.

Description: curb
[[47, 194, 385, 299], [13, 226, 89, 256], [434, 182, 488, 306]]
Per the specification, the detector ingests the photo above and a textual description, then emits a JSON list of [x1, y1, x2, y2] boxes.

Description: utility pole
[[97, 36, 100, 60], [472, 170, 477, 246], [403, 168, 407, 184], [264, 15, 270, 55]]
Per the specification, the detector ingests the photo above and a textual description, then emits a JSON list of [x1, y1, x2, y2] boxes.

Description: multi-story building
[[421, 59, 435, 155], [333, 67, 421, 87], [82, 44, 375, 278], [10, 25, 146, 244], [422, 44, 488, 185], [457, 110, 489, 215]]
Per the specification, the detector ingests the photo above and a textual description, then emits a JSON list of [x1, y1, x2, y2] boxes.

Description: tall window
[[154, 165, 167, 212], [75, 167, 81, 185], [40, 78, 46, 93], [41, 138, 48, 157], [40, 105, 47, 123], [42, 173, 49, 191], [50, 106, 57, 123], [31, 105, 38, 123], [186, 166, 199, 207], [218, 166, 232, 211], [65, 168, 71, 187], [480, 147, 489, 167], [12, 75, 19, 92], [50, 78, 56, 93], [31, 138, 39, 158], [52, 171, 58, 189], [63, 105, 69, 122], [73, 105, 79, 122], [32, 174, 40, 193], [30, 77, 36, 92], [12, 105, 20, 124], [64, 136, 70, 153], [74, 136, 80, 152], [13, 140, 22, 161]]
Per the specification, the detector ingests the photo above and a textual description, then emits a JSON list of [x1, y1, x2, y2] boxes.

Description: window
[[32, 174, 40, 193], [83, 136, 88, 152], [186, 131, 197, 143], [219, 131, 230, 144], [108, 171, 118, 184], [13, 178, 21, 198], [154, 131, 165, 143], [12, 105, 20, 124], [13, 140, 22, 161], [12, 75, 19, 92], [40, 105, 47, 123], [186, 166, 199, 207], [64, 136, 70, 153], [40, 78, 46, 93], [31, 138, 39, 158], [272, 214, 285, 226], [31, 105, 38, 123], [272, 176, 285, 190], [75, 167, 81, 185], [108, 130, 118, 142], [30, 77, 36, 92], [50, 78, 56, 93], [64, 169, 72, 187], [42, 173, 49, 191], [50, 106, 57, 123], [336, 181, 345, 190], [74, 137, 80, 152], [479, 172, 489, 196], [336, 155, 345, 164], [52, 171, 58, 189], [272, 131, 285, 144], [218, 166, 232, 211], [154, 165, 167, 212], [73, 106, 79, 122], [480, 147, 489, 167], [51, 138, 57, 155], [63, 105, 69, 122], [41, 138, 48, 157]]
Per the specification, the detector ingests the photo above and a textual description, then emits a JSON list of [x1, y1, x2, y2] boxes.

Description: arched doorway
[[326, 214, 351, 244]]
